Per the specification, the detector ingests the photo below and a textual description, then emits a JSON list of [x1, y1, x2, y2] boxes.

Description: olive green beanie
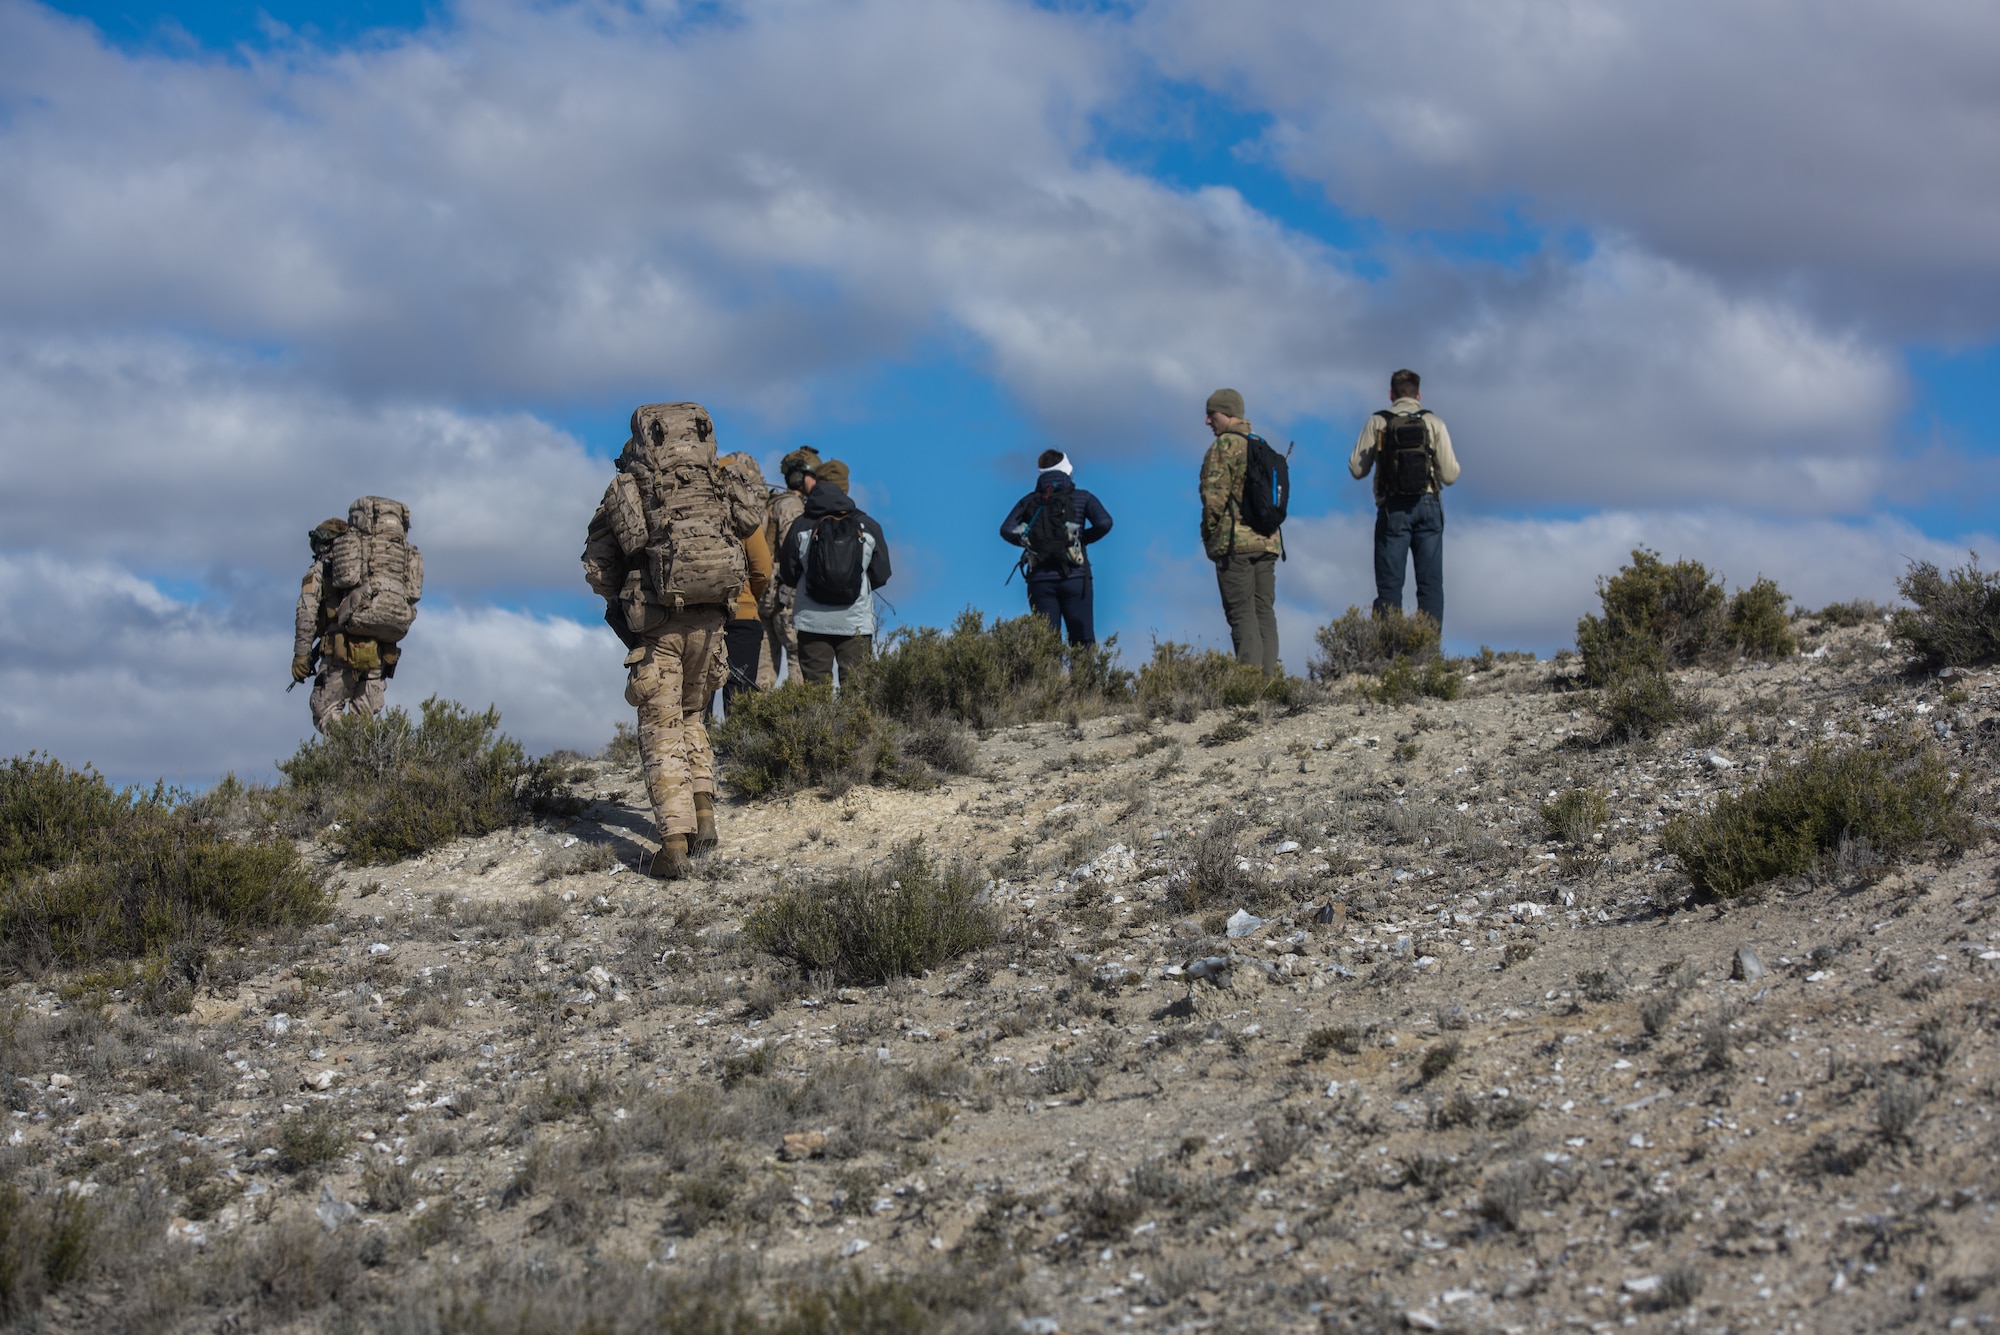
[[815, 459, 851, 492], [1205, 387, 1245, 419]]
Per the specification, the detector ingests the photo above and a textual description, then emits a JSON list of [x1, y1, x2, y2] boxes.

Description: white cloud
[[1139, 0, 2000, 333], [0, 334, 604, 598], [0, 551, 625, 786], [0, 0, 1913, 474]]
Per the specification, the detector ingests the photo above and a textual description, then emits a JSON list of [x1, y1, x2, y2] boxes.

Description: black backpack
[[1237, 434, 1290, 537], [1020, 483, 1078, 571], [804, 511, 866, 605], [1375, 409, 1434, 497]]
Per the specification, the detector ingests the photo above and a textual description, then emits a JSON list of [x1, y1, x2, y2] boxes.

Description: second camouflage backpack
[[328, 495, 423, 643], [595, 402, 765, 633]]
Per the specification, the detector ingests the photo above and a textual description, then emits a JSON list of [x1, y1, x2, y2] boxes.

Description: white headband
[[1042, 454, 1073, 477]]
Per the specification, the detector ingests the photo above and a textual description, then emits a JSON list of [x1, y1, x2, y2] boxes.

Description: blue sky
[[5, 0, 1999, 785]]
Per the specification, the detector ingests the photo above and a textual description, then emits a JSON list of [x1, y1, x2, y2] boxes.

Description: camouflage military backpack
[[327, 496, 423, 643], [588, 402, 765, 634]]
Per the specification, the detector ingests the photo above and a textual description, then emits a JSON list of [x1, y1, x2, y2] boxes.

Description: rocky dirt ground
[[7, 616, 2000, 1334]]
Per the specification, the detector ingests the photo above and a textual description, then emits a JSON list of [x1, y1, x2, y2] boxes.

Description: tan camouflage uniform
[[625, 609, 729, 838], [294, 552, 387, 732], [761, 485, 808, 685]]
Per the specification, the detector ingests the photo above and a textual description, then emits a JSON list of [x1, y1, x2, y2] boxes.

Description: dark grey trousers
[[1215, 553, 1279, 672], [797, 631, 872, 685]]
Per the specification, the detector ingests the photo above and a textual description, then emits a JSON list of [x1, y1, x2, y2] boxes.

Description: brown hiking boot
[[650, 835, 690, 880], [692, 793, 718, 851]]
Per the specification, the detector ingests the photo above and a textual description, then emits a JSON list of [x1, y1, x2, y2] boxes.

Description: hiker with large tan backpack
[[582, 402, 767, 880], [291, 496, 423, 733]]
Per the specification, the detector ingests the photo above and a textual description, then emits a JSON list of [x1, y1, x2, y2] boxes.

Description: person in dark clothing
[[1000, 450, 1113, 645], [777, 480, 892, 684]]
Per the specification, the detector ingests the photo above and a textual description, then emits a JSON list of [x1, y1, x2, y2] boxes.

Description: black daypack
[[1238, 435, 1290, 537], [1375, 409, 1434, 497], [1020, 483, 1079, 571], [804, 511, 866, 605]]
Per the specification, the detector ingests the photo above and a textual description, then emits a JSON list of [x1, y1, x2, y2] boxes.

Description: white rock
[[1707, 751, 1735, 769], [1622, 1275, 1662, 1295], [47, 1073, 74, 1089], [263, 1013, 291, 1037], [840, 1237, 872, 1257], [367, 943, 392, 955], [1225, 909, 1268, 938], [1273, 840, 1301, 856]]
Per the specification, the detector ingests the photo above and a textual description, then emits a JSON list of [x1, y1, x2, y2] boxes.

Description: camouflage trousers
[[625, 609, 729, 839], [310, 661, 385, 733], [761, 603, 803, 687]]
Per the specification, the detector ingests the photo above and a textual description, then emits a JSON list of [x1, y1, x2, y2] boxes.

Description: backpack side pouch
[[620, 568, 667, 635], [327, 530, 366, 590], [607, 474, 650, 556]]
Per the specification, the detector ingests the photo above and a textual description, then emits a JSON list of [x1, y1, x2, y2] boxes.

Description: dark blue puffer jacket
[[1000, 472, 1113, 579]]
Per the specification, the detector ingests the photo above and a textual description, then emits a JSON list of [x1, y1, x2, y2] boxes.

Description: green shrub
[[860, 609, 1128, 728], [0, 1183, 96, 1321], [272, 1106, 348, 1173], [1727, 577, 1796, 659], [1891, 555, 2000, 670], [1135, 641, 1287, 719], [0, 757, 329, 975], [1593, 664, 1695, 742], [1662, 732, 1974, 897], [272, 697, 566, 864], [1368, 654, 1462, 705], [712, 681, 906, 798], [601, 723, 641, 765], [1577, 549, 1727, 684], [746, 841, 996, 985], [1815, 599, 1886, 628], [1310, 606, 1442, 680], [1540, 788, 1609, 844]]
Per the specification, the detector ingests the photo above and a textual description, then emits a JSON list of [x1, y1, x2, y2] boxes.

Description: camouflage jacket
[[1199, 424, 1283, 561], [294, 562, 330, 661]]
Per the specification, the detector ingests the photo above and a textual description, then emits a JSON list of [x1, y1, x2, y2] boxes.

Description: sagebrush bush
[[1662, 732, 1973, 897], [861, 609, 1128, 728], [1310, 606, 1442, 680], [272, 697, 571, 864], [1577, 549, 1727, 684], [1368, 655, 1461, 705], [0, 1182, 95, 1321], [1541, 788, 1609, 844], [1593, 664, 1695, 743], [1815, 599, 1886, 628], [0, 756, 329, 976], [1891, 555, 2000, 670], [1579, 550, 1799, 681], [1135, 642, 1289, 719], [746, 840, 996, 984], [1727, 576, 1797, 660], [712, 681, 908, 798]]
